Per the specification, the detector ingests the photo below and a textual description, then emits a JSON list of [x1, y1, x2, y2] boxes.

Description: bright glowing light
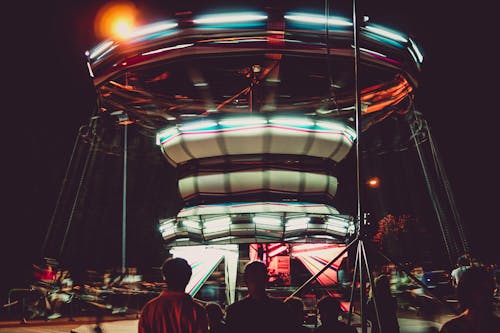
[[284, 13, 352, 27], [253, 216, 282, 226], [326, 218, 349, 229], [126, 21, 178, 39], [286, 217, 311, 228], [156, 127, 179, 145], [86, 62, 94, 78], [359, 47, 387, 58], [113, 18, 135, 38], [204, 217, 231, 231], [364, 25, 408, 43], [88, 40, 114, 59], [180, 120, 218, 131], [366, 177, 381, 188], [219, 117, 267, 127], [269, 117, 314, 127], [182, 219, 200, 229], [94, 1, 139, 40], [409, 38, 424, 63], [193, 13, 267, 25], [142, 43, 193, 56]]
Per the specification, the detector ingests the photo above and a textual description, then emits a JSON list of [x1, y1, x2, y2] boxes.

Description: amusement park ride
[[38, 1, 469, 331]]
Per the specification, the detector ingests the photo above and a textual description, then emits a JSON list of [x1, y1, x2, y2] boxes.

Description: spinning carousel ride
[[83, 4, 427, 305]]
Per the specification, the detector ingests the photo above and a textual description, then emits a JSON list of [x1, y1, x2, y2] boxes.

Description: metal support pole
[[121, 124, 128, 273], [288, 238, 358, 298]]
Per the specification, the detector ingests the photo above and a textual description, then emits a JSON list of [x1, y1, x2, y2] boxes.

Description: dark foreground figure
[[225, 260, 292, 333], [439, 266, 500, 333], [138, 257, 208, 333], [313, 296, 356, 333]]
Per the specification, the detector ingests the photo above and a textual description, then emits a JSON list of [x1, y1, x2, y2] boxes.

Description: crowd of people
[[10, 253, 498, 333], [138, 258, 362, 333], [137, 255, 499, 333]]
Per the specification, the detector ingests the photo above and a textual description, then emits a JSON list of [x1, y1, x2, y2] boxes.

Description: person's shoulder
[[337, 321, 357, 333], [439, 315, 467, 332], [225, 298, 249, 313]]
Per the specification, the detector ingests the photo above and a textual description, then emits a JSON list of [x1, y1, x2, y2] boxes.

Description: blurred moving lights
[[94, 1, 138, 40]]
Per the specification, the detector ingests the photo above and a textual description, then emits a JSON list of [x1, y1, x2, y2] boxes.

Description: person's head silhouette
[[317, 296, 342, 326], [457, 266, 494, 313], [370, 274, 392, 299], [243, 260, 268, 299], [284, 296, 305, 326], [161, 257, 192, 292]]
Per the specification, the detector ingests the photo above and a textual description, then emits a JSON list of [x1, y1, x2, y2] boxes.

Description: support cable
[[426, 122, 469, 254], [41, 125, 84, 257], [58, 116, 100, 258], [408, 110, 454, 264]]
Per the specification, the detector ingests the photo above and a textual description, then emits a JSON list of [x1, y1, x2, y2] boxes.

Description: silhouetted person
[[439, 266, 500, 333], [313, 296, 356, 333], [205, 302, 227, 333], [225, 260, 291, 333], [366, 274, 400, 333], [138, 257, 208, 333], [284, 296, 310, 333], [451, 255, 471, 289]]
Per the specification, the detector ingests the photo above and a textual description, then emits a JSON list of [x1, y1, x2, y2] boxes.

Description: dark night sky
[[2, 0, 499, 301]]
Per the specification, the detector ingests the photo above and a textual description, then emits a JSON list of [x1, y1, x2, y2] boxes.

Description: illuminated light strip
[[193, 13, 268, 25], [88, 40, 114, 59], [124, 21, 178, 39], [284, 13, 352, 27], [177, 125, 354, 140], [364, 25, 408, 43], [86, 62, 94, 78], [142, 43, 193, 56], [157, 117, 355, 143], [157, 124, 356, 145], [407, 47, 420, 67], [178, 202, 341, 217], [409, 38, 424, 63], [218, 117, 267, 126], [359, 47, 387, 58]]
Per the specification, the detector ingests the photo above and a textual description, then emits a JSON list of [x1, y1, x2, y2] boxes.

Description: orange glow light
[[366, 177, 381, 189], [94, 1, 138, 40]]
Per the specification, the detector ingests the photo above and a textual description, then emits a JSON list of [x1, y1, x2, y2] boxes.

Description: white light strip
[[126, 21, 178, 39], [89, 40, 114, 59], [182, 219, 200, 229], [269, 117, 314, 127], [219, 117, 267, 126], [364, 25, 408, 43], [407, 47, 419, 66], [193, 13, 267, 24], [284, 14, 352, 27], [287, 217, 311, 226], [156, 127, 179, 145], [204, 217, 231, 231], [86, 62, 94, 78], [180, 120, 218, 131], [253, 216, 282, 226], [359, 47, 387, 58], [142, 43, 193, 56], [409, 38, 424, 63]]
